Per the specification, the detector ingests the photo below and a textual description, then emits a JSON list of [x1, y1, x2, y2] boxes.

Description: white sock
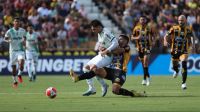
[[12, 76, 17, 82], [27, 60, 32, 78], [33, 61, 37, 75], [86, 79, 96, 91], [18, 69, 23, 76], [96, 76, 106, 87]]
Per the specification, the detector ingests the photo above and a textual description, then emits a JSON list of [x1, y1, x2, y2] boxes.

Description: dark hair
[[119, 34, 129, 43], [90, 19, 104, 28]]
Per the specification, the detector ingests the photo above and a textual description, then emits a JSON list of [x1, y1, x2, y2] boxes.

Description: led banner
[[0, 55, 200, 75]]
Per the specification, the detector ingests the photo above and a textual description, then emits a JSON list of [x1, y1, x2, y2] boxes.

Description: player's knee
[[83, 66, 90, 73], [90, 65, 97, 72], [112, 84, 120, 95]]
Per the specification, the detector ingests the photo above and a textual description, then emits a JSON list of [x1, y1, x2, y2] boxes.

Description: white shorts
[[86, 54, 113, 68], [10, 51, 25, 65], [26, 51, 39, 62]]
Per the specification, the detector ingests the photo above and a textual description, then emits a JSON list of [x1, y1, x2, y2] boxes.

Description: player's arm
[[131, 27, 140, 40], [164, 27, 173, 47], [4, 31, 11, 43], [100, 36, 119, 56]]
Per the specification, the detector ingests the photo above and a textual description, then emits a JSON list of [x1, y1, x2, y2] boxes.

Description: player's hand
[[100, 49, 109, 57]]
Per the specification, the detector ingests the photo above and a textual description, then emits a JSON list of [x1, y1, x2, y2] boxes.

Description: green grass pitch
[[0, 75, 200, 112]]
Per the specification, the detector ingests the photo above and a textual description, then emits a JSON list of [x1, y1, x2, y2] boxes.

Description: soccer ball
[[46, 87, 57, 99]]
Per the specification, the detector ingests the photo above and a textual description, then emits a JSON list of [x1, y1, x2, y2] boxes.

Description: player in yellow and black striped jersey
[[69, 35, 146, 97], [164, 15, 195, 90], [131, 16, 154, 86]]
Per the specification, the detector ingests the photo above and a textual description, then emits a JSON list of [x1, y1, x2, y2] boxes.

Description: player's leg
[[180, 54, 188, 89], [10, 52, 18, 87], [139, 52, 146, 85], [32, 52, 39, 81], [17, 52, 25, 83], [26, 52, 33, 81], [12, 65, 18, 88], [82, 79, 96, 96], [171, 53, 180, 78], [143, 54, 150, 86]]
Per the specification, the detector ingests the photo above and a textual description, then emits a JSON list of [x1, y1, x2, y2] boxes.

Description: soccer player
[[69, 35, 146, 97], [164, 15, 195, 89], [26, 24, 39, 81], [77, 20, 119, 97], [4, 17, 26, 87], [131, 16, 154, 86]]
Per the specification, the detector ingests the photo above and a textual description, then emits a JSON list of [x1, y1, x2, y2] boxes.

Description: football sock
[[17, 69, 23, 76], [172, 61, 179, 73], [33, 61, 37, 75], [27, 60, 32, 78], [78, 71, 95, 80], [96, 76, 107, 87], [118, 88, 133, 96], [86, 79, 96, 91], [144, 67, 150, 79], [182, 61, 187, 84]]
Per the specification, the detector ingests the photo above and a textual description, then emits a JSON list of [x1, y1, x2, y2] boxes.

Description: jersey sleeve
[[166, 27, 174, 37], [104, 30, 116, 42], [5, 30, 11, 38]]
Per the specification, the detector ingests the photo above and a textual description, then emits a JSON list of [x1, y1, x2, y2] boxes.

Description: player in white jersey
[[26, 24, 39, 82], [4, 18, 26, 88], [70, 20, 119, 96]]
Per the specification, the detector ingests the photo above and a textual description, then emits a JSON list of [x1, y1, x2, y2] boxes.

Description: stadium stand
[[0, 0, 199, 54]]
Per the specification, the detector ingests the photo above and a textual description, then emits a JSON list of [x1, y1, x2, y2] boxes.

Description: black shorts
[[138, 50, 150, 60], [171, 52, 188, 61], [104, 67, 126, 86]]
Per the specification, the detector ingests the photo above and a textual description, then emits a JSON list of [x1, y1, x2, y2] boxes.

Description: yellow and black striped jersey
[[166, 25, 193, 54], [109, 46, 130, 72], [132, 24, 153, 52]]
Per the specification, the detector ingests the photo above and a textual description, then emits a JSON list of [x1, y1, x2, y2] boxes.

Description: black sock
[[182, 61, 187, 84], [144, 67, 150, 79], [118, 88, 134, 97], [172, 61, 179, 73], [78, 71, 95, 81]]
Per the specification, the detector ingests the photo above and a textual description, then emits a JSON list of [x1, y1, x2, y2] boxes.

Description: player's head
[[90, 19, 104, 33], [178, 15, 186, 27], [119, 34, 129, 48], [13, 17, 20, 28], [27, 24, 33, 33], [139, 16, 147, 26]]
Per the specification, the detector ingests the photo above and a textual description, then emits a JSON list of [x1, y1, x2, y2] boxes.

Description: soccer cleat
[[101, 84, 109, 97], [29, 77, 33, 82], [12, 82, 18, 88], [82, 90, 96, 96], [146, 78, 150, 86], [173, 71, 179, 78], [131, 90, 147, 97], [18, 75, 23, 83], [141, 80, 146, 85], [181, 83, 187, 90], [69, 69, 79, 82]]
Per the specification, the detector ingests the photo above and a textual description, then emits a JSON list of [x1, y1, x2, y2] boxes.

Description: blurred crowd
[[0, 0, 96, 53], [95, 0, 200, 53], [0, 0, 199, 54]]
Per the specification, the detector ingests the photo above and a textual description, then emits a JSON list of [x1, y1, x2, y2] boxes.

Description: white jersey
[[98, 28, 116, 48], [26, 32, 39, 53], [5, 27, 26, 53]]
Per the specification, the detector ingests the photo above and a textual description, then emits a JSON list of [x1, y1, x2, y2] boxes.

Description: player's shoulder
[[19, 27, 26, 32], [103, 28, 112, 35]]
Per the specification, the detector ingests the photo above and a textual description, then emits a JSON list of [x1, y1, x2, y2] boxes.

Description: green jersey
[[26, 32, 39, 53], [5, 27, 26, 53]]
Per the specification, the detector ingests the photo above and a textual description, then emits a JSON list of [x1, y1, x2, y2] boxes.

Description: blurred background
[[0, 0, 199, 75], [0, 0, 199, 55]]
